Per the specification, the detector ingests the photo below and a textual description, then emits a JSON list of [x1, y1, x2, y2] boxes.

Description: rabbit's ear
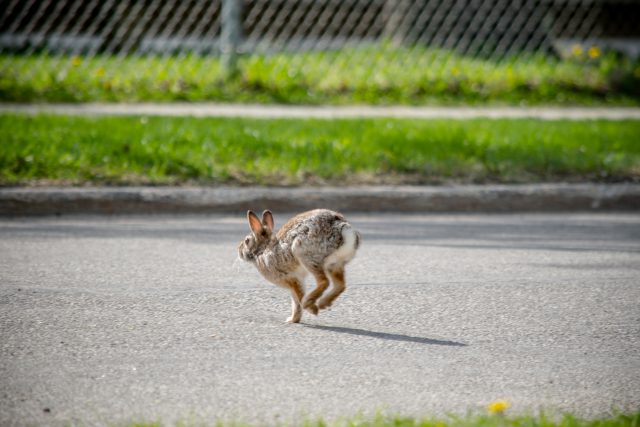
[[247, 210, 263, 234], [262, 210, 274, 232]]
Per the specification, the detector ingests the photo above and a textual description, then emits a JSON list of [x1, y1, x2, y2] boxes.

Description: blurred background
[[1, 0, 639, 105]]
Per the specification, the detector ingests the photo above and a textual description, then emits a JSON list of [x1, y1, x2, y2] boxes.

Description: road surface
[[1, 213, 639, 426]]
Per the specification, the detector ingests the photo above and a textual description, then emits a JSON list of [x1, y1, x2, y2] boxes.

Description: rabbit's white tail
[[324, 225, 359, 270]]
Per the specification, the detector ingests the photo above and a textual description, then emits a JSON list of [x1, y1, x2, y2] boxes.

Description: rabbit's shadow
[[301, 323, 467, 347]]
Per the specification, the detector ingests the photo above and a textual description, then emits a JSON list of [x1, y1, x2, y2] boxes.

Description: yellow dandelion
[[95, 67, 105, 78], [487, 399, 510, 414], [71, 55, 82, 66], [571, 44, 583, 57], [588, 46, 601, 59], [452, 67, 460, 77]]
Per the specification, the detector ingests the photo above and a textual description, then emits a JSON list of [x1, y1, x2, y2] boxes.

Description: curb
[[1, 184, 639, 216]]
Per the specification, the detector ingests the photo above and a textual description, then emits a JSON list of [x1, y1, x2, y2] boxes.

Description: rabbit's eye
[[244, 237, 251, 245]]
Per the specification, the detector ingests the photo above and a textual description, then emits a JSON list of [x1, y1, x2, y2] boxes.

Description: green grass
[[1, 114, 639, 186], [1, 45, 639, 105], [124, 412, 640, 427]]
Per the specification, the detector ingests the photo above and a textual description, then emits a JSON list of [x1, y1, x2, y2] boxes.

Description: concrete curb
[[1, 184, 638, 216]]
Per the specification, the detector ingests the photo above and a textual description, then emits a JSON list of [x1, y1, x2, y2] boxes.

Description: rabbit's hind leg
[[283, 278, 304, 323], [317, 266, 345, 310], [302, 268, 330, 315]]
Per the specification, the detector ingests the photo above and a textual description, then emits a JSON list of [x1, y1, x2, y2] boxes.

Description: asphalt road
[[1, 213, 639, 426]]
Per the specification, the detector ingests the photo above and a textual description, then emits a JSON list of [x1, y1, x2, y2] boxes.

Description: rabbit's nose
[[239, 247, 253, 261]]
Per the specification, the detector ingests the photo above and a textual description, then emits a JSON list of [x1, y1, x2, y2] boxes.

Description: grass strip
[[126, 412, 640, 427], [1, 46, 639, 105], [1, 114, 639, 186]]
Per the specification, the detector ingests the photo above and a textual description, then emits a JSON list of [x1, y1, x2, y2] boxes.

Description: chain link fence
[[1, 0, 639, 103]]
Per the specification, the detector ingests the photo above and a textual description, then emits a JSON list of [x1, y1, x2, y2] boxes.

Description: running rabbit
[[237, 209, 360, 323]]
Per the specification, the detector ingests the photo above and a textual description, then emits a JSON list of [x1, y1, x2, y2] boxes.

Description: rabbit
[[238, 209, 360, 323]]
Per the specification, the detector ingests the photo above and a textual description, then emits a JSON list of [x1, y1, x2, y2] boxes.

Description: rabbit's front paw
[[286, 315, 301, 324]]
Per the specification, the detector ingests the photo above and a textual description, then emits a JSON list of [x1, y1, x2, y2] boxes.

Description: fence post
[[383, 0, 410, 46], [221, 0, 241, 75]]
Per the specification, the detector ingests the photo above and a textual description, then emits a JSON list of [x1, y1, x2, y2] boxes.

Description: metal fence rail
[[1, 0, 638, 101], [3, 0, 639, 55]]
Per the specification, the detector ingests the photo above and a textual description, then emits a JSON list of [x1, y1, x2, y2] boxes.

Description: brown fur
[[318, 267, 346, 310]]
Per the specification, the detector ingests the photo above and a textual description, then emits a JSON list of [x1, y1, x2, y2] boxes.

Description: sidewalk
[[1, 184, 638, 215], [2, 103, 640, 119]]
